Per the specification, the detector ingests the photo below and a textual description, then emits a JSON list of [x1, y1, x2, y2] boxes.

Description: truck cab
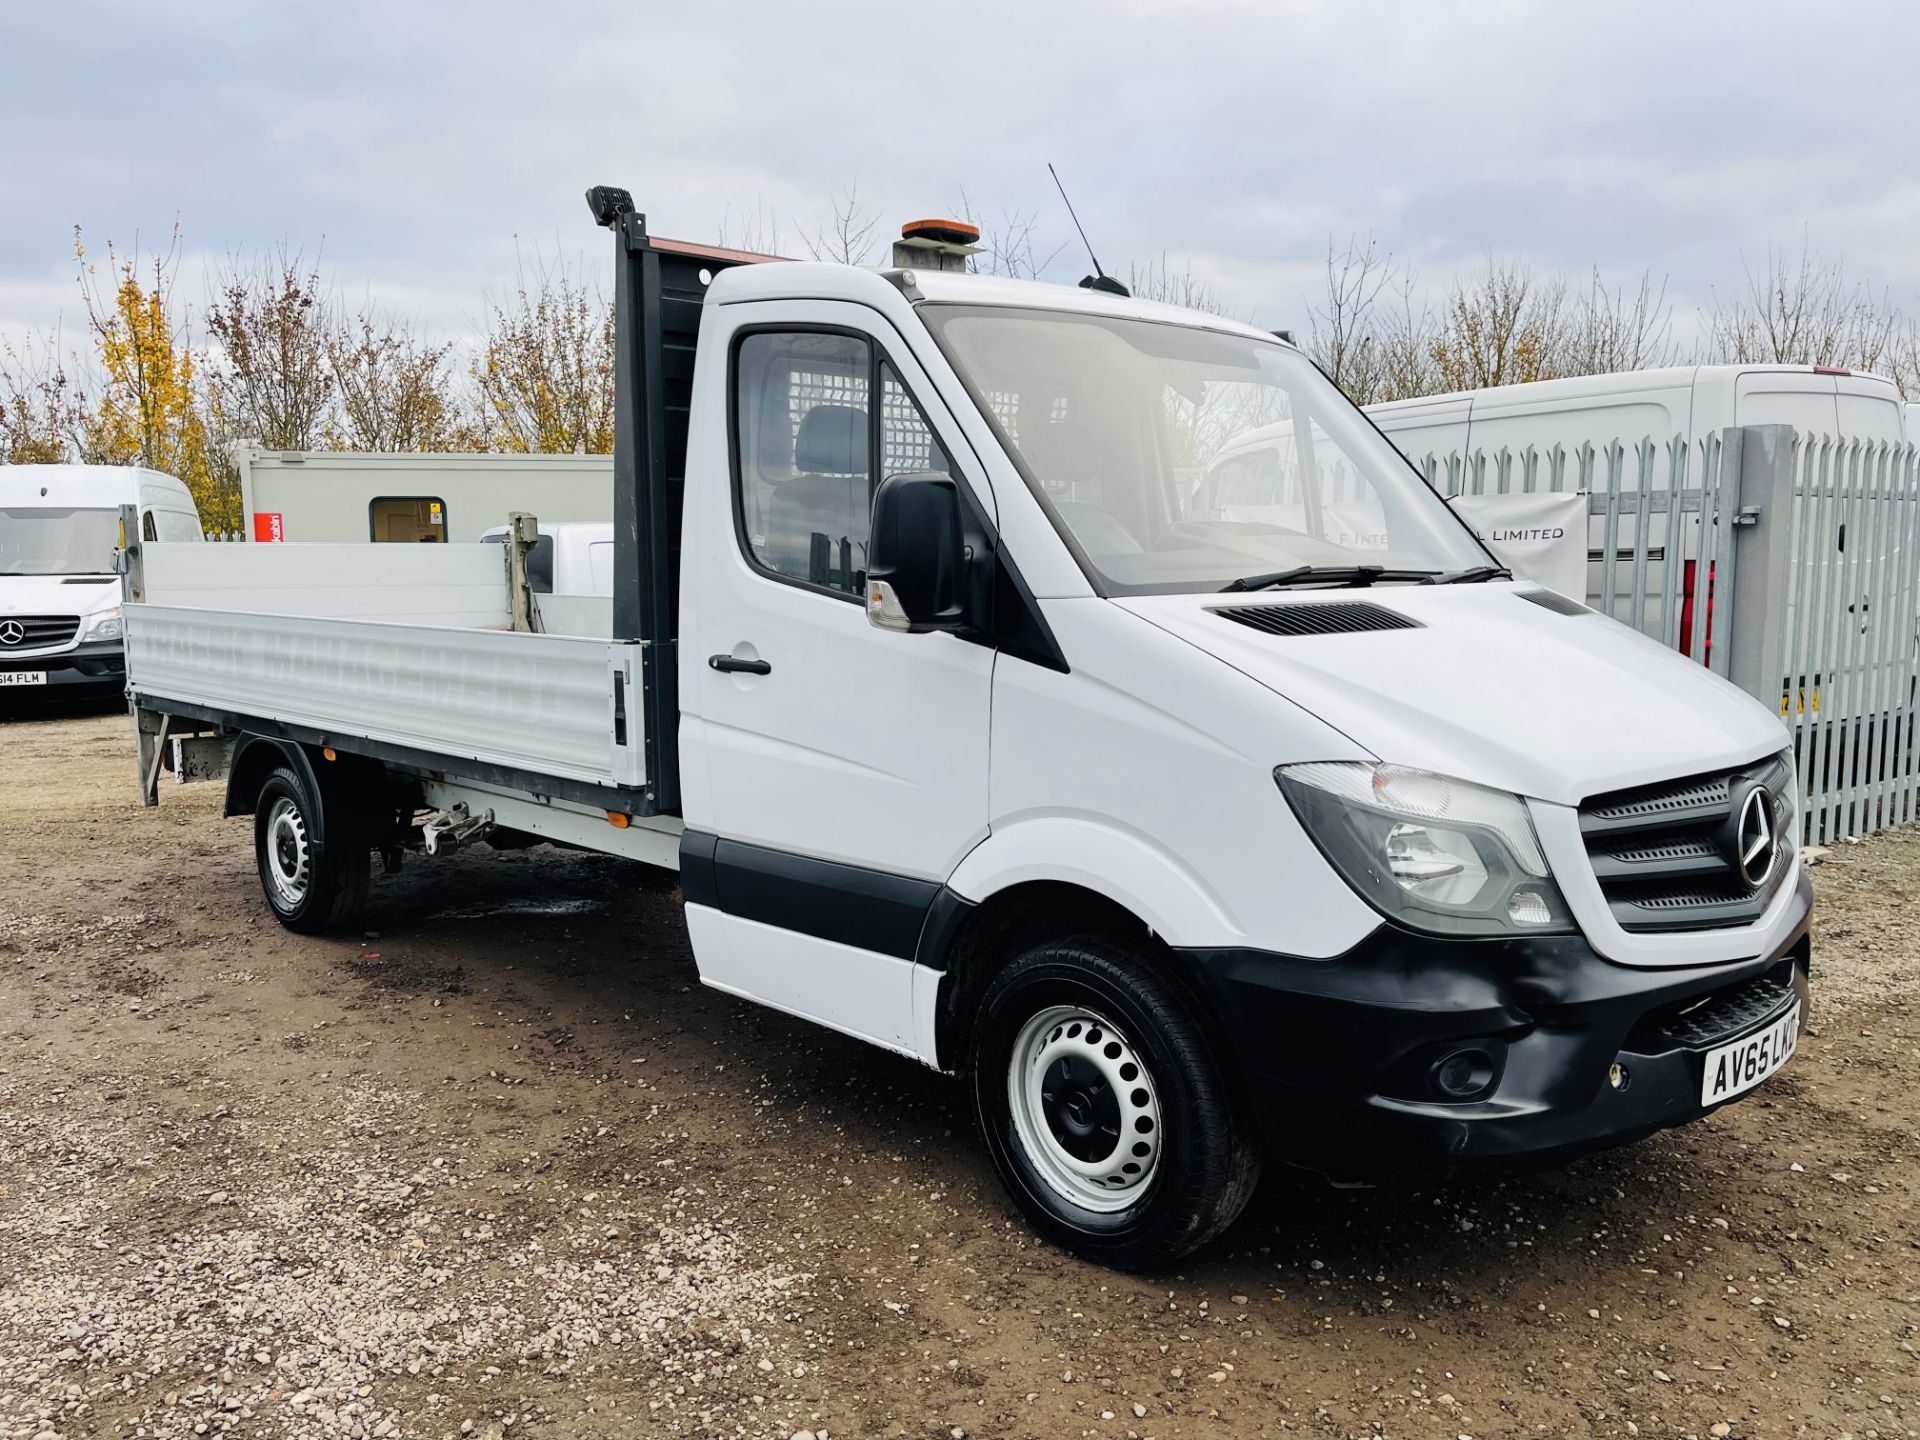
[[2, 463, 201, 695], [119, 193, 1811, 1269]]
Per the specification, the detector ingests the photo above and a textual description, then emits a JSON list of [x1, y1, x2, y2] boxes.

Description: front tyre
[[253, 765, 370, 934], [972, 936, 1260, 1269]]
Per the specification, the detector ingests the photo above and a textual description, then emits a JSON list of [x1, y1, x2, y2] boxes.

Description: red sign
[[253, 511, 285, 542]]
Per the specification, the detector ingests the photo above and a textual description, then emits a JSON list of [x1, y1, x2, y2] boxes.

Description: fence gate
[[1738, 431, 1920, 844], [1414, 430, 1744, 673], [1412, 425, 1920, 842]]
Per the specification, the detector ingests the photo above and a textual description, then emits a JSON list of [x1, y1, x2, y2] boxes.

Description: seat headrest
[[1019, 418, 1098, 490], [795, 404, 869, 476]]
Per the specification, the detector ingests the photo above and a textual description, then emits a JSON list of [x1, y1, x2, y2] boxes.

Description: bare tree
[[1564, 269, 1675, 375], [472, 250, 614, 453], [1429, 257, 1570, 392], [0, 331, 88, 464], [1301, 236, 1446, 405], [204, 247, 336, 450], [1127, 252, 1233, 316], [1706, 240, 1899, 374], [717, 199, 787, 257], [328, 303, 460, 450], [951, 188, 1065, 280], [1305, 235, 1400, 405], [804, 184, 882, 266], [1882, 321, 1920, 401]]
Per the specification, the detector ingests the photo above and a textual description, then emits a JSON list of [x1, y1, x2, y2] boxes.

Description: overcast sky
[[4, 0, 1918, 350]]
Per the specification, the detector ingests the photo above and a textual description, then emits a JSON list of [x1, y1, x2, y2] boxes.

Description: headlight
[[83, 607, 124, 642], [1277, 762, 1575, 936]]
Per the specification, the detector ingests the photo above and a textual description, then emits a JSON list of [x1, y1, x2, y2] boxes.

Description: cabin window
[[369, 496, 448, 542], [730, 331, 956, 599]]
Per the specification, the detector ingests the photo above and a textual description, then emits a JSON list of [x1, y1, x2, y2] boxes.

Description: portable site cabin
[[236, 446, 616, 543]]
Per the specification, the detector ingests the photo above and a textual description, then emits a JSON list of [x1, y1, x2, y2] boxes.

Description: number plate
[[1701, 1002, 1800, 1106], [0, 670, 48, 687]]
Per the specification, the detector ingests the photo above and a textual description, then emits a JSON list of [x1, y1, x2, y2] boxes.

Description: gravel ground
[[0, 705, 1915, 1440]]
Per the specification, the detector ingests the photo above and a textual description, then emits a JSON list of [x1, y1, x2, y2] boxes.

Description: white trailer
[[237, 446, 614, 543], [122, 190, 1812, 1269]]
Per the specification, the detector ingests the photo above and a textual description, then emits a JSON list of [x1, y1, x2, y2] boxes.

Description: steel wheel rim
[[1007, 1004, 1162, 1213], [264, 795, 311, 906]]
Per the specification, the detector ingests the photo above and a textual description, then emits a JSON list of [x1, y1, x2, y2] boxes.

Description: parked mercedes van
[[119, 193, 1816, 1268], [0, 464, 202, 695]]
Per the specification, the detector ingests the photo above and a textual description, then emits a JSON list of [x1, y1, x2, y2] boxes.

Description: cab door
[[676, 301, 995, 1059]]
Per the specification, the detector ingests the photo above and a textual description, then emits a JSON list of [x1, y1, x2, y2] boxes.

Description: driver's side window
[[731, 331, 955, 599]]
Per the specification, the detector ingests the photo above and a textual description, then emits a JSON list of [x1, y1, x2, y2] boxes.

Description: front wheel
[[253, 765, 370, 934], [971, 936, 1260, 1269]]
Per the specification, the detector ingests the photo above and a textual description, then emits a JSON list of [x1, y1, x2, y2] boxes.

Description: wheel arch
[[224, 735, 319, 825], [930, 821, 1249, 1075], [928, 877, 1249, 1087], [224, 734, 391, 845]]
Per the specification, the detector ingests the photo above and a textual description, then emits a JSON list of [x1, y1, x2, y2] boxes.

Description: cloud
[[3, 0, 1917, 347]]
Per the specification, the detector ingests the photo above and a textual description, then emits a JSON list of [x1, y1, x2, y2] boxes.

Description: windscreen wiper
[[1220, 565, 1440, 593], [1436, 565, 1512, 584]]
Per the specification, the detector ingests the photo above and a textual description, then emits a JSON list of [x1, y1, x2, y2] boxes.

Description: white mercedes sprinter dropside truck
[[121, 188, 1811, 1269]]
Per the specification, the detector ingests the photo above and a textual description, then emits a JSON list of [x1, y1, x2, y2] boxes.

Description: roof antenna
[[1048, 163, 1130, 297]]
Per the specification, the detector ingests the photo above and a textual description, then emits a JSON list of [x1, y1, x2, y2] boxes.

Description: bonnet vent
[[1515, 588, 1592, 616], [1211, 601, 1421, 637]]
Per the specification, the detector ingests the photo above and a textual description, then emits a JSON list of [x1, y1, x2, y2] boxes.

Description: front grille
[[0, 614, 80, 649], [1211, 601, 1421, 637], [1629, 963, 1799, 1052], [1580, 755, 1794, 933]]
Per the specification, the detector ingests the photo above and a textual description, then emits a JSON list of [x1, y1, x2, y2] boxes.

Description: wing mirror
[[866, 471, 967, 632]]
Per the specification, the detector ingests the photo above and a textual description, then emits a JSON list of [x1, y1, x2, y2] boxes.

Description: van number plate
[[0, 671, 47, 687], [1701, 1003, 1800, 1106]]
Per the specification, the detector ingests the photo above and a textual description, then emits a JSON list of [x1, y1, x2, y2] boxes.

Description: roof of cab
[[1366, 363, 1900, 418], [0, 463, 197, 510], [705, 259, 1291, 349]]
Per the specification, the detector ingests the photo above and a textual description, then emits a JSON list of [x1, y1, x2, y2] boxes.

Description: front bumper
[[0, 640, 127, 692], [1183, 866, 1813, 1184]]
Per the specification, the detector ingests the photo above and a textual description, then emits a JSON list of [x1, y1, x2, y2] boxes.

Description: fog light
[[1507, 887, 1555, 926], [1431, 1047, 1496, 1100], [1609, 1062, 1630, 1091]]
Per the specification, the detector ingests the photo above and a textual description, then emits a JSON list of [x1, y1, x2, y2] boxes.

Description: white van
[[1196, 365, 1905, 623], [1367, 363, 1905, 470], [0, 464, 202, 694], [122, 192, 1814, 1268], [477, 520, 615, 636]]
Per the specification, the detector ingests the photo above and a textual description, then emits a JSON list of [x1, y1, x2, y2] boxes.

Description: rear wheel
[[253, 765, 370, 934], [971, 935, 1259, 1270]]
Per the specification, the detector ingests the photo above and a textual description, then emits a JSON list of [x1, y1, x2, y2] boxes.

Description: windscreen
[[922, 305, 1491, 594], [0, 507, 122, 575]]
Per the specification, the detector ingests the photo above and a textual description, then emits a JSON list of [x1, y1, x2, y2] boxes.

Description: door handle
[[709, 654, 772, 676]]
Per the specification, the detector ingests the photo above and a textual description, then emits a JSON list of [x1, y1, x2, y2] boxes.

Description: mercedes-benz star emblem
[[1735, 785, 1777, 887], [0, 619, 24, 646]]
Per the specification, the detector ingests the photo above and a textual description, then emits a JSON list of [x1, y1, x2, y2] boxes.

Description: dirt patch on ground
[[1, 707, 1915, 1440]]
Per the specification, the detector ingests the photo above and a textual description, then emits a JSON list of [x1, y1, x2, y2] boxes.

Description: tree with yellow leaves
[[74, 227, 239, 531], [471, 251, 614, 455]]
